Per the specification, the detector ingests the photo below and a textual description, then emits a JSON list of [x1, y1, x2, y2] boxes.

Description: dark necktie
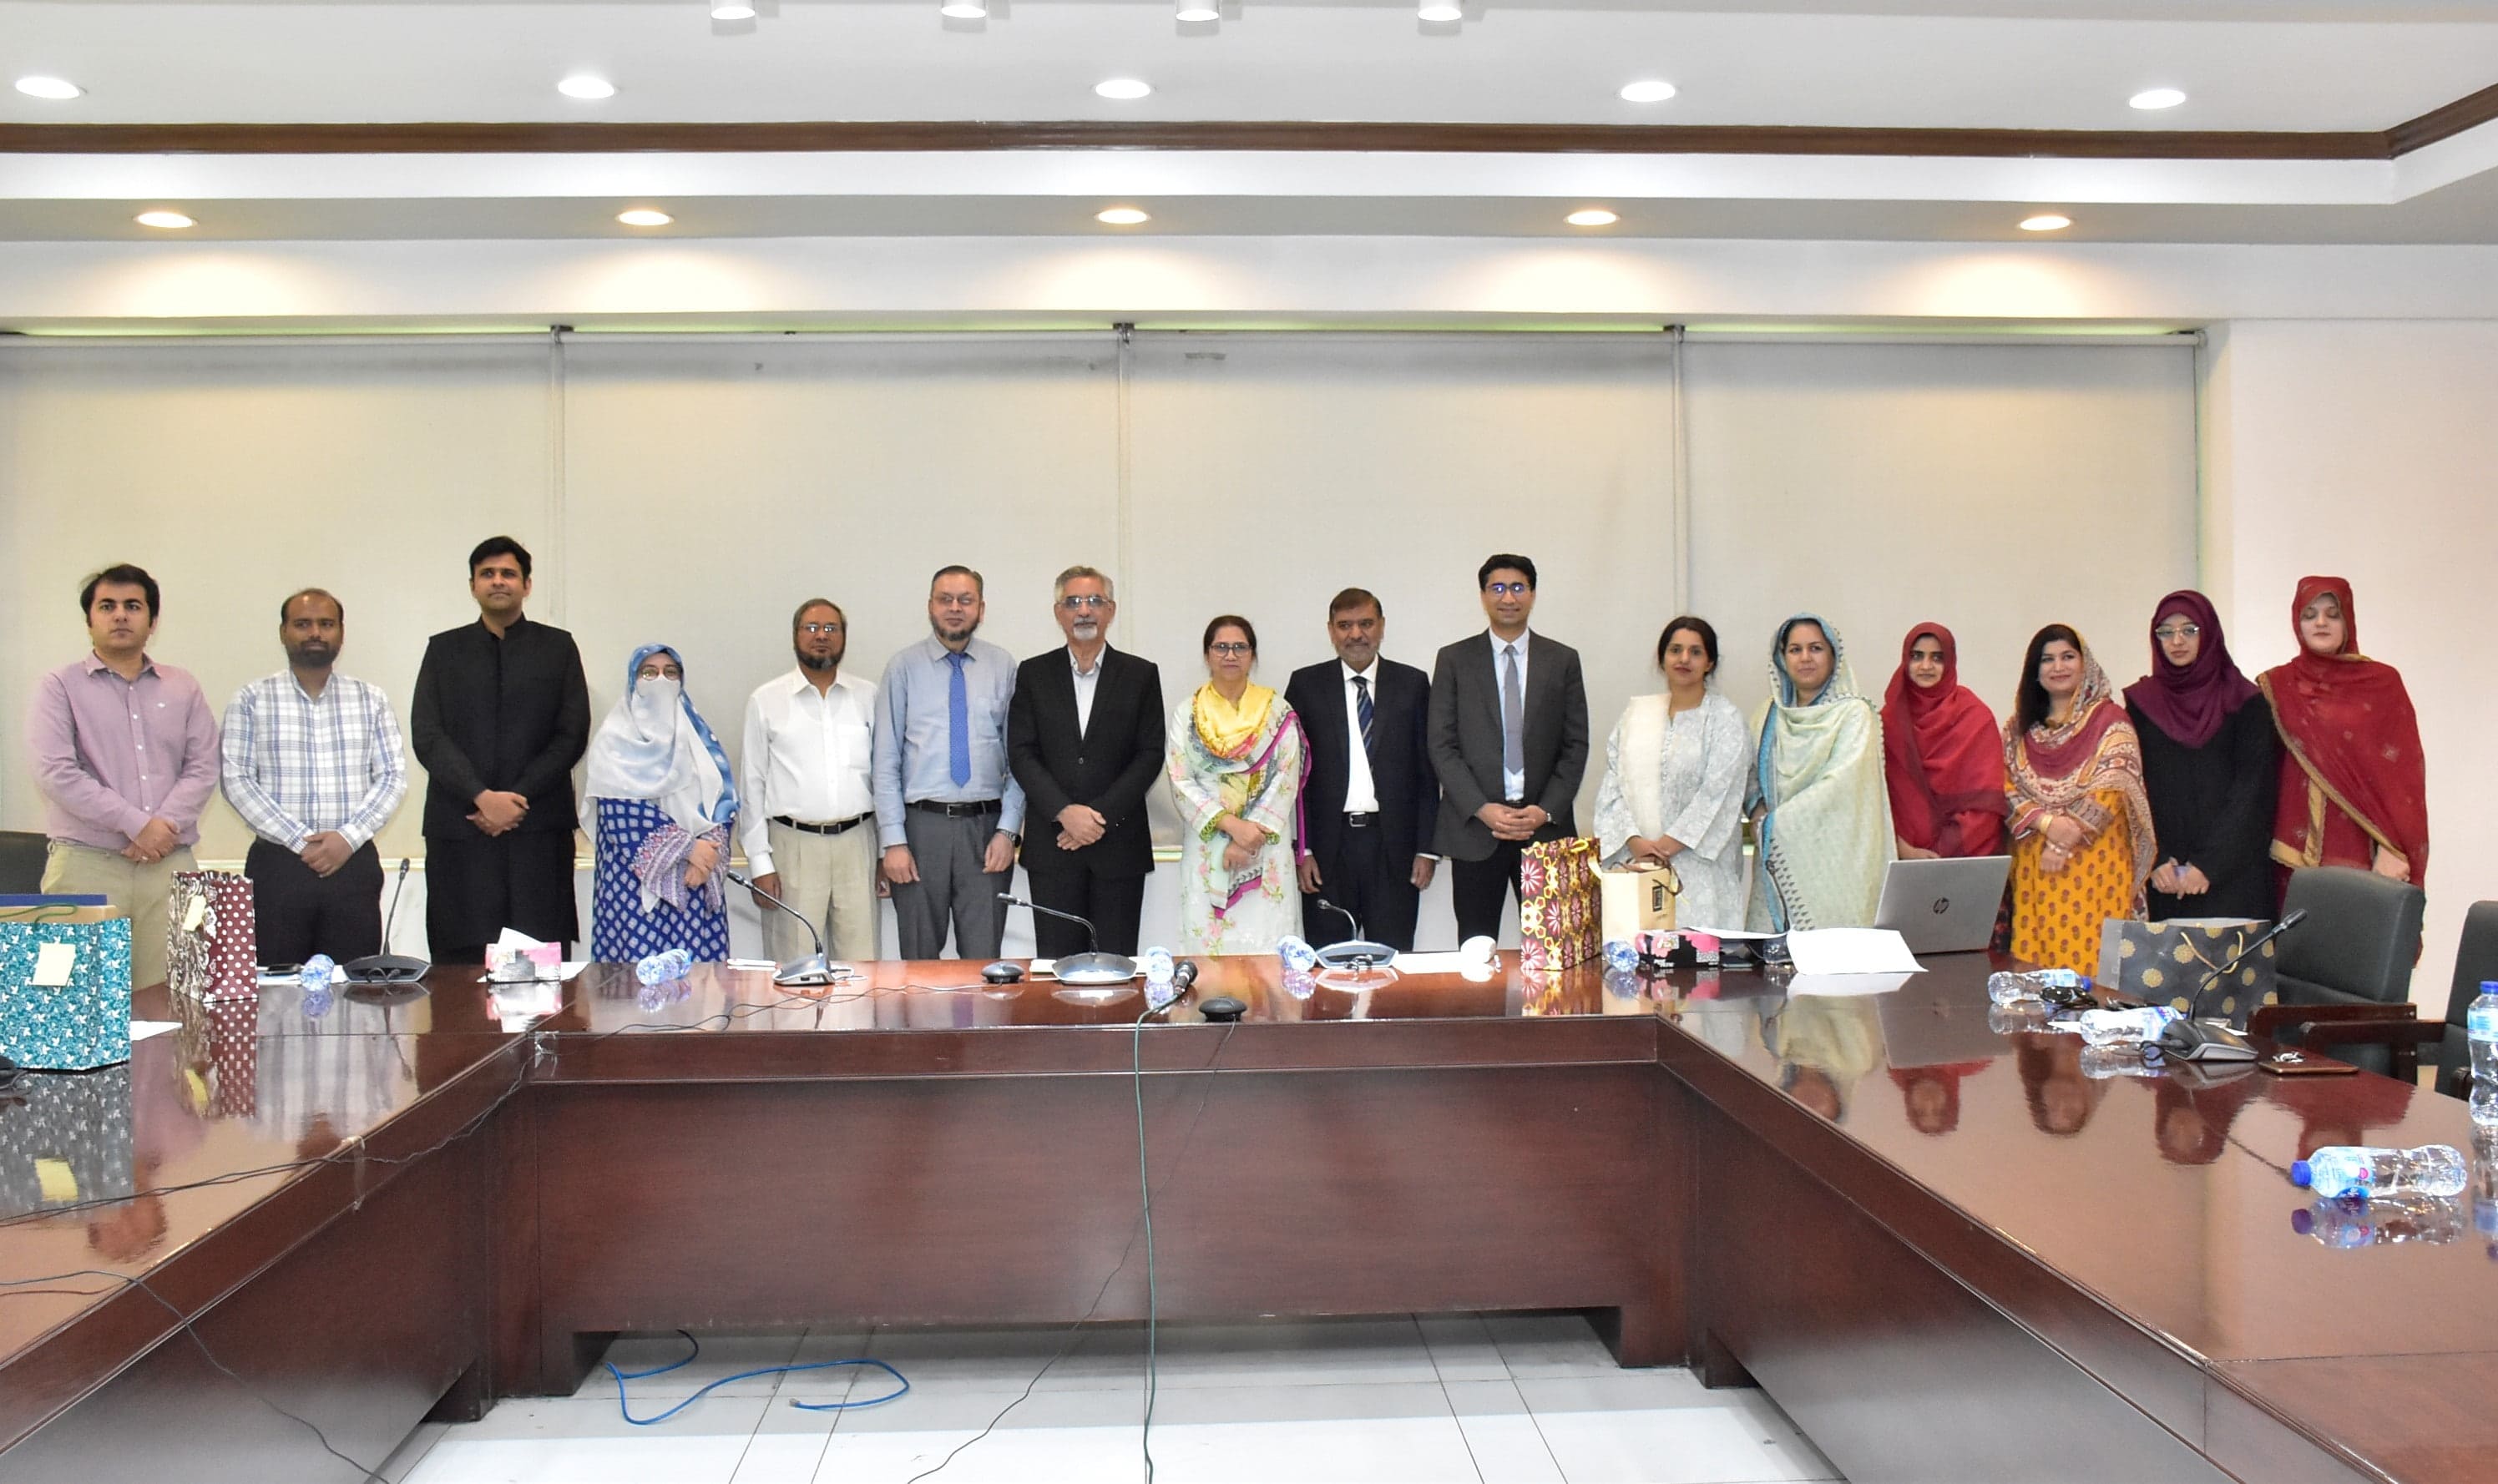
[[1353, 674, 1375, 759]]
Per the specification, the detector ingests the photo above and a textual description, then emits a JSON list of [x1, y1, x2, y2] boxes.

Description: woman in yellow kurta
[[2003, 626, 2157, 976], [1166, 614, 1307, 956]]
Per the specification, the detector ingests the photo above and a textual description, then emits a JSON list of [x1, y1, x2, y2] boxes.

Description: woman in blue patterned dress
[[585, 644, 739, 962]]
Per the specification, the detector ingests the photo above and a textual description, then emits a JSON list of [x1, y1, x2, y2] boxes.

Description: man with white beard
[[1006, 566, 1166, 957]]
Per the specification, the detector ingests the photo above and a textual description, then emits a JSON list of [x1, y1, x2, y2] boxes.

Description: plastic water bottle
[[1277, 935, 1318, 973], [2293, 1195, 2466, 1248], [1988, 968, 2087, 1006], [1603, 939, 1641, 974], [300, 954, 337, 992], [2468, 982, 2498, 1126], [2292, 1143, 2469, 1200], [2074, 1005, 2180, 1047], [635, 947, 692, 986]]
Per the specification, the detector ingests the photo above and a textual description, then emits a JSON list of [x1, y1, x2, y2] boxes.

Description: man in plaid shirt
[[219, 588, 409, 963]]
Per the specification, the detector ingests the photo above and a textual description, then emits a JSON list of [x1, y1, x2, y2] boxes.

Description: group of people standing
[[26, 533, 2428, 984]]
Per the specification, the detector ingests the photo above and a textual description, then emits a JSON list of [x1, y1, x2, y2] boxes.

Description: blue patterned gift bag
[[0, 904, 135, 1071]]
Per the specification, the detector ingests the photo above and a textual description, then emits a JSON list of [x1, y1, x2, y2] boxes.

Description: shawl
[[1751, 615, 1893, 931], [1186, 682, 1301, 822], [1880, 623, 2007, 856], [2003, 639, 2157, 907], [584, 643, 737, 830], [2258, 576, 2430, 883], [2122, 589, 2258, 750]]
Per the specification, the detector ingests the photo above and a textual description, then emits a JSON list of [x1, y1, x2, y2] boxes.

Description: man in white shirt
[[741, 598, 881, 963]]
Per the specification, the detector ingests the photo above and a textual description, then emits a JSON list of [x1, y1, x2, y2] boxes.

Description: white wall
[[2201, 319, 2498, 1009]]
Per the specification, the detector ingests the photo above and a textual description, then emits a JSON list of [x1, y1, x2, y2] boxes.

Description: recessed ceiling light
[[134, 210, 195, 230], [1619, 80, 1676, 103], [14, 76, 83, 101], [1096, 207, 1151, 225], [618, 209, 674, 227], [1176, 0, 1220, 19], [710, 1, 757, 18], [1565, 209, 1619, 227], [1417, 0, 1463, 20], [558, 74, 617, 100], [1095, 78, 1152, 101], [2020, 214, 2072, 232], [939, 0, 987, 16], [2129, 88, 2187, 111]]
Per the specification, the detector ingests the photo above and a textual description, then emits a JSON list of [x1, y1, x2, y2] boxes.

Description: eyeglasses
[[1209, 642, 1252, 657], [1484, 582, 1531, 597], [798, 622, 844, 635], [1059, 595, 1110, 612], [931, 593, 982, 608], [2154, 623, 2202, 641]]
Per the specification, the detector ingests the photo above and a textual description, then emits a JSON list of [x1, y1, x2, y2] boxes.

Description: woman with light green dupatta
[[1746, 614, 1895, 931]]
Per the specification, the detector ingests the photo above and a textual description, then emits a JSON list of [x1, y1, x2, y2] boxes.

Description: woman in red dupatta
[[2258, 577, 2429, 888], [1883, 623, 2007, 860]]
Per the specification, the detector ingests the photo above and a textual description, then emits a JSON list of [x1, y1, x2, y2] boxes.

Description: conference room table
[[5, 948, 2498, 1482]]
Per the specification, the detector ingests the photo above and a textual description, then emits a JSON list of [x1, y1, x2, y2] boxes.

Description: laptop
[[1874, 856, 2011, 957]]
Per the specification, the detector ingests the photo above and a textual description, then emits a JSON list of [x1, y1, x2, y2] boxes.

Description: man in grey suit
[[1426, 553, 1590, 944]]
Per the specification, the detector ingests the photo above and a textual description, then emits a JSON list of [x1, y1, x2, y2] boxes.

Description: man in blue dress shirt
[[872, 565, 1026, 960]]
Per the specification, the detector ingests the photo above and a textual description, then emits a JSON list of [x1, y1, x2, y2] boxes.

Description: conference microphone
[[996, 892, 1137, 987], [2190, 909, 2309, 1026], [1308, 896, 1398, 972], [727, 870, 848, 987], [343, 856, 432, 992]]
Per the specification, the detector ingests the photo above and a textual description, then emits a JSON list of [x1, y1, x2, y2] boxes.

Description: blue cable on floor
[[607, 1330, 912, 1426]]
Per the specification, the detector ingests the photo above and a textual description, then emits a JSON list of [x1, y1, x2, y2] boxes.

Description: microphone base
[[772, 953, 855, 987], [1314, 940, 1399, 972], [1053, 951, 1138, 987], [341, 953, 432, 986]]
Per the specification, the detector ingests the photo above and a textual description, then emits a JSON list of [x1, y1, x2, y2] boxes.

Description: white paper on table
[[472, 962, 592, 984], [1682, 926, 1776, 941], [1393, 951, 1478, 973], [129, 1019, 183, 1041], [1786, 972, 1916, 998], [1785, 928, 1924, 976]]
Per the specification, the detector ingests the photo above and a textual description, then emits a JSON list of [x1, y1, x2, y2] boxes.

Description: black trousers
[[245, 838, 386, 965], [1449, 836, 1529, 945], [1024, 861, 1147, 958], [425, 829, 579, 963], [1308, 819, 1422, 952]]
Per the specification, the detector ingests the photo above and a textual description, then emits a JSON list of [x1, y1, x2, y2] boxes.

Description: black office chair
[[0, 830, 48, 895], [2427, 903, 2498, 1099], [2273, 866, 2426, 1010]]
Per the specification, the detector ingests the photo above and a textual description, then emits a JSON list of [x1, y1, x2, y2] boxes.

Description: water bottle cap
[[2289, 1159, 2313, 1188], [2289, 1208, 2314, 1236]]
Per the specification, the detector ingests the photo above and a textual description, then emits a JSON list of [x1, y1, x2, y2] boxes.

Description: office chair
[[2243, 866, 2426, 1077], [0, 831, 48, 895]]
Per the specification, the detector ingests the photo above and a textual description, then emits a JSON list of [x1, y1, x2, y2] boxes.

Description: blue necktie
[[1353, 674, 1375, 759], [945, 650, 972, 788]]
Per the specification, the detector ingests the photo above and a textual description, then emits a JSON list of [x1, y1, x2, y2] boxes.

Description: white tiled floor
[[387, 1312, 1844, 1484]]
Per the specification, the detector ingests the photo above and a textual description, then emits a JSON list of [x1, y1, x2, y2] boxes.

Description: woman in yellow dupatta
[[1166, 615, 1307, 954], [2004, 625, 2157, 976]]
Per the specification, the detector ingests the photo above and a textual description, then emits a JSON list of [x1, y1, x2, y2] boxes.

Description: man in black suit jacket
[[1006, 566, 1165, 957], [1427, 553, 1590, 944], [1285, 588, 1439, 951]]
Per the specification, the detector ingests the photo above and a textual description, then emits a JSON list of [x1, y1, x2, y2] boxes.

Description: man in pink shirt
[[26, 563, 220, 989]]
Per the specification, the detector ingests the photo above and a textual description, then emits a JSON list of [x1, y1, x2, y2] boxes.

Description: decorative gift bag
[[1519, 837, 1603, 972], [0, 902, 134, 1072], [2096, 917, 2279, 1022], [168, 870, 258, 1002], [0, 1063, 134, 1214], [1598, 861, 1680, 943]]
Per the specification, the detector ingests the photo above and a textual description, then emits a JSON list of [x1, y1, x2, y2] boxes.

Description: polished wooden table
[[6, 952, 2496, 1482]]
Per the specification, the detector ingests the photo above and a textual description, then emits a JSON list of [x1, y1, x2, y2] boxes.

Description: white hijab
[[584, 649, 731, 830]]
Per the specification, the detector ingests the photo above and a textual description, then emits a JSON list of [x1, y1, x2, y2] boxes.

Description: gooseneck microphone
[[2191, 908, 2308, 1025], [343, 856, 432, 991], [728, 869, 848, 986], [1308, 895, 1398, 972], [996, 892, 1138, 987]]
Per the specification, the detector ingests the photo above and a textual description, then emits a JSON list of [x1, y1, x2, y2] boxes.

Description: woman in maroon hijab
[[2122, 590, 2278, 921], [2259, 577, 2430, 889], [1882, 623, 2007, 861]]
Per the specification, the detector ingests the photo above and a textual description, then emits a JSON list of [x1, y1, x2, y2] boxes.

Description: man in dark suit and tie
[[1286, 588, 1439, 951], [1006, 566, 1166, 957], [1427, 553, 1590, 944]]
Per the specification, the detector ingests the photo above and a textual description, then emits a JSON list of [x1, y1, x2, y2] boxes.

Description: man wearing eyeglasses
[[1006, 567, 1166, 958], [873, 566, 1027, 960], [1427, 553, 1590, 944], [741, 598, 882, 964]]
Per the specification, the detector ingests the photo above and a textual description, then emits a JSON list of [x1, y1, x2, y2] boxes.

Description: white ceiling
[[2, 2, 2495, 245]]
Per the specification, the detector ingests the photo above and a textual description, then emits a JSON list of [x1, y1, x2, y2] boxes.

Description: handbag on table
[[0, 901, 134, 1073], [2096, 916, 2280, 1024], [1520, 837, 1603, 972], [168, 870, 258, 1003]]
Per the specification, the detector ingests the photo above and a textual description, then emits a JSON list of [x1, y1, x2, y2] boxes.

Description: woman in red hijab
[[1882, 623, 2007, 860], [2258, 578, 2430, 889]]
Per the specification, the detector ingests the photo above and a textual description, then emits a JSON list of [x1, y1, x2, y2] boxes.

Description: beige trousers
[[761, 820, 881, 964], [42, 840, 199, 990]]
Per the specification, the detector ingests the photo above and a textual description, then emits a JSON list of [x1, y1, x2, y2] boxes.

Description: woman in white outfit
[[1593, 615, 1752, 933]]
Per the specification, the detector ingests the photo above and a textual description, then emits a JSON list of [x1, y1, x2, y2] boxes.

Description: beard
[[795, 643, 844, 673], [932, 614, 982, 643], [1070, 618, 1100, 643], [286, 641, 336, 670]]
